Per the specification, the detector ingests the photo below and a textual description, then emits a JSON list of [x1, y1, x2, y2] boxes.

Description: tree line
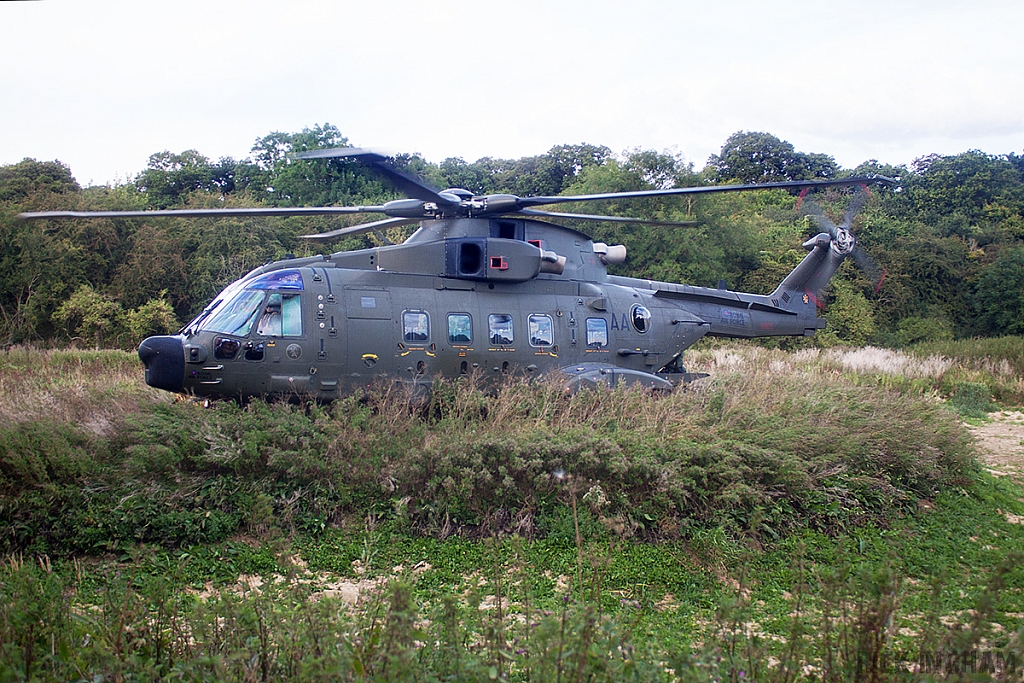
[[1, 125, 1022, 349]]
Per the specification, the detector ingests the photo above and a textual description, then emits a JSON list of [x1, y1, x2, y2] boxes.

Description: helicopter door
[[255, 290, 310, 394], [308, 269, 345, 396], [249, 291, 302, 360], [345, 288, 393, 381]]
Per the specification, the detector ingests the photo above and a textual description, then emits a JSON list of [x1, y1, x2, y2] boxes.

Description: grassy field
[[2, 340, 1024, 681]]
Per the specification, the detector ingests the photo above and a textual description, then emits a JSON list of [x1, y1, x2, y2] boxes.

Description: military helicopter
[[19, 148, 893, 399]]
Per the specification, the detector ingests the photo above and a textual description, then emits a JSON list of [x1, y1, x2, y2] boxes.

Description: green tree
[[53, 285, 125, 349], [1008, 151, 1024, 176], [561, 151, 758, 288], [246, 124, 400, 207], [817, 278, 877, 347], [896, 316, 952, 346], [126, 292, 179, 344], [0, 159, 93, 342], [874, 235, 974, 334], [0, 159, 80, 201], [110, 223, 189, 311], [902, 151, 1024, 241], [434, 157, 495, 195], [136, 150, 218, 208], [707, 131, 839, 183], [472, 143, 613, 197], [622, 148, 694, 190], [975, 246, 1024, 335]]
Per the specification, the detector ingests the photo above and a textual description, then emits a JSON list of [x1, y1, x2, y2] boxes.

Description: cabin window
[[630, 304, 652, 334], [528, 314, 553, 347], [256, 292, 302, 337], [447, 313, 472, 345], [488, 314, 514, 345], [403, 311, 429, 342], [586, 318, 608, 349], [204, 289, 265, 336]]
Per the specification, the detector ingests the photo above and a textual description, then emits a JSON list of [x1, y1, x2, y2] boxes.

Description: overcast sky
[[3, 0, 1022, 187]]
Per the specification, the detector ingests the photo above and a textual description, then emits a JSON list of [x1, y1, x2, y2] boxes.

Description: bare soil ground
[[966, 410, 1024, 483]]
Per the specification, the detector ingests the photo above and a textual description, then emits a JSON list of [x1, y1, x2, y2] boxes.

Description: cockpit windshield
[[203, 290, 265, 336], [192, 270, 305, 336]]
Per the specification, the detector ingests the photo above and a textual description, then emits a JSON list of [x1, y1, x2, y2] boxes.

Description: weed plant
[[4, 504, 1024, 682], [912, 336, 1024, 377], [914, 336, 1024, 406], [0, 551, 667, 682], [950, 382, 997, 419]]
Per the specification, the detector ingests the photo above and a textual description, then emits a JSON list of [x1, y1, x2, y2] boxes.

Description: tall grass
[[1, 345, 975, 555], [0, 545, 671, 682], [0, 346, 163, 431], [694, 336, 1024, 406], [912, 336, 1024, 375]]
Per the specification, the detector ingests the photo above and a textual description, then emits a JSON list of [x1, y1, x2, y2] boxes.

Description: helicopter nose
[[138, 335, 185, 393]]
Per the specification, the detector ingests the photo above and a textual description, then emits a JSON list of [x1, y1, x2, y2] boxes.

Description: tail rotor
[[803, 186, 886, 293]]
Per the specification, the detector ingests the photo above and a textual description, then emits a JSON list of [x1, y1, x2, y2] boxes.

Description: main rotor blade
[[297, 216, 420, 240], [514, 209, 698, 227], [516, 175, 896, 209], [291, 147, 452, 205], [292, 147, 393, 163], [17, 206, 386, 221]]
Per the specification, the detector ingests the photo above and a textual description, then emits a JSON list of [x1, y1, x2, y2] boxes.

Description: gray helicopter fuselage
[[138, 217, 834, 400]]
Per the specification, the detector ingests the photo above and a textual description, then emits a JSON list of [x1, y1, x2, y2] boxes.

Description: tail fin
[[770, 233, 847, 311]]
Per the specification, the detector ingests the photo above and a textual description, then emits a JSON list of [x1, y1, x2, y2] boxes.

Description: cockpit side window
[[256, 295, 282, 336], [257, 292, 302, 337]]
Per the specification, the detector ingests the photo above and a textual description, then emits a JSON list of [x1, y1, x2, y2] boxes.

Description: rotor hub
[[831, 227, 855, 256]]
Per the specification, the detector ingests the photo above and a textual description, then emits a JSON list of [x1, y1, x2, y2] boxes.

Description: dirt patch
[[965, 411, 1024, 483], [311, 576, 386, 604]]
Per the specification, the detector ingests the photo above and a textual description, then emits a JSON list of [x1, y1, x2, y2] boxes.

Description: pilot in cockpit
[[256, 301, 283, 336]]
